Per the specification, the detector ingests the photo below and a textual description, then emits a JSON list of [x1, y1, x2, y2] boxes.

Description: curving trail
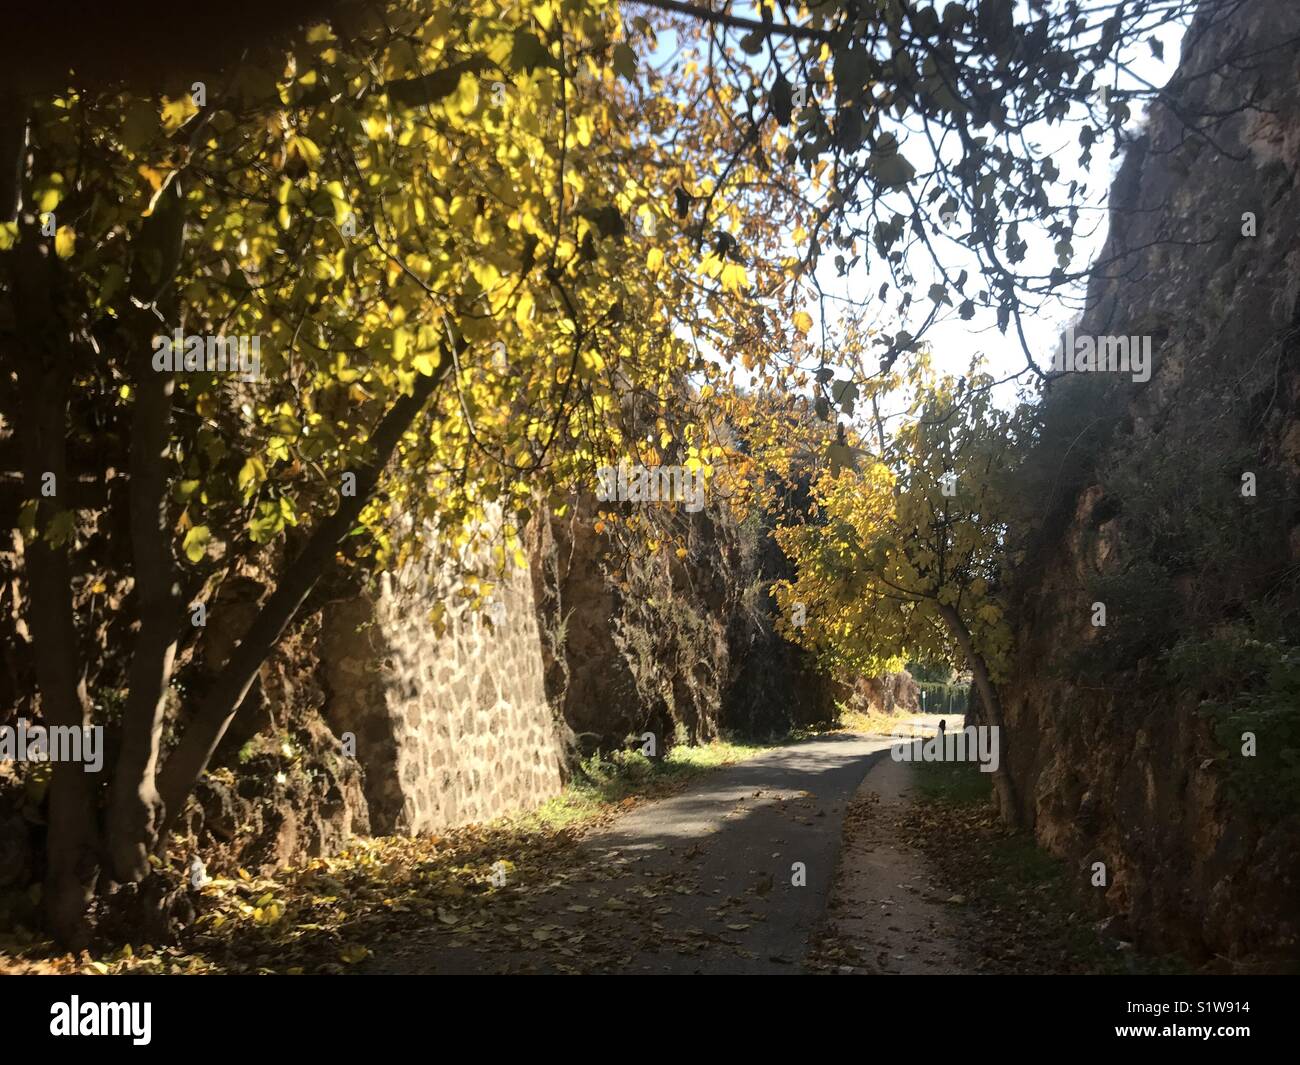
[[364, 727, 961, 975]]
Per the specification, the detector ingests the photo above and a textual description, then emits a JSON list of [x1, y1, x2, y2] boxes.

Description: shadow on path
[[364, 733, 896, 974]]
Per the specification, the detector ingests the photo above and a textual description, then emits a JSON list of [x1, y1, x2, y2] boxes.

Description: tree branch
[[156, 344, 457, 830]]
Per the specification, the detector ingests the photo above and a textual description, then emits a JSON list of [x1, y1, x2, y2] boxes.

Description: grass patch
[[522, 736, 772, 831], [836, 708, 941, 736], [911, 758, 994, 806]]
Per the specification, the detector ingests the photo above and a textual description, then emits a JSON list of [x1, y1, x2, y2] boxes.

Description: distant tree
[[773, 359, 1037, 825]]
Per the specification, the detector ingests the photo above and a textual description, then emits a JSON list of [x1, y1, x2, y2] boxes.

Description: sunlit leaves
[[53, 226, 76, 259], [33, 173, 63, 213], [774, 361, 1036, 683], [160, 94, 199, 133], [182, 525, 212, 564], [12, 0, 826, 623]]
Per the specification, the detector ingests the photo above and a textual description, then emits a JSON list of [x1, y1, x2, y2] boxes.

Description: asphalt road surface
[[365, 732, 901, 974]]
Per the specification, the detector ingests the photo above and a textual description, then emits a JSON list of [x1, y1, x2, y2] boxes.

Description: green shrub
[[916, 681, 970, 716], [1164, 628, 1300, 817]]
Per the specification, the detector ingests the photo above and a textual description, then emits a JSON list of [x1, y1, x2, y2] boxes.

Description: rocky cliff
[[528, 487, 838, 759], [1005, 0, 1300, 967]]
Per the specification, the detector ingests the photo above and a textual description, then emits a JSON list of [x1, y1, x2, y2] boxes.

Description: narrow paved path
[[365, 732, 900, 974], [814, 754, 967, 973]]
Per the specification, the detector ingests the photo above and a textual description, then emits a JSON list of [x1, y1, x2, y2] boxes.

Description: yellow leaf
[[454, 74, 480, 115], [792, 311, 814, 335], [54, 226, 75, 259], [515, 291, 535, 328], [287, 134, 322, 170], [160, 95, 199, 133], [238, 456, 266, 499], [182, 525, 211, 563], [720, 261, 749, 293], [138, 165, 167, 192]]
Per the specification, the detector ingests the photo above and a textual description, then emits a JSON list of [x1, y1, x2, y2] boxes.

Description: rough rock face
[[183, 741, 369, 876], [837, 672, 921, 718], [868, 672, 921, 716], [1004, 0, 1300, 966], [528, 491, 838, 755]]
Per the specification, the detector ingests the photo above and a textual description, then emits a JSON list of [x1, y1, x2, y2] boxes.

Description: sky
[[837, 14, 1192, 403], [640, 2, 1193, 423]]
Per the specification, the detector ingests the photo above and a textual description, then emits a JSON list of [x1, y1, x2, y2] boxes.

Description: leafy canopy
[[773, 358, 1037, 681]]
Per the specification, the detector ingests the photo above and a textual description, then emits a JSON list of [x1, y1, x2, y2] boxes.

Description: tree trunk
[[156, 350, 453, 832], [108, 320, 181, 883], [107, 187, 187, 884], [11, 234, 98, 947], [935, 601, 1023, 830]]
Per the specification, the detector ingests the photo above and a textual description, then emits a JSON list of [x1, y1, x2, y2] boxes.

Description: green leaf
[[833, 45, 870, 103], [182, 525, 212, 563], [612, 43, 638, 81], [831, 378, 858, 414], [175, 478, 202, 502], [510, 31, 559, 74], [942, 2, 969, 29], [238, 456, 267, 501], [249, 501, 285, 544], [870, 147, 916, 189], [46, 509, 76, 548], [826, 442, 858, 478]]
